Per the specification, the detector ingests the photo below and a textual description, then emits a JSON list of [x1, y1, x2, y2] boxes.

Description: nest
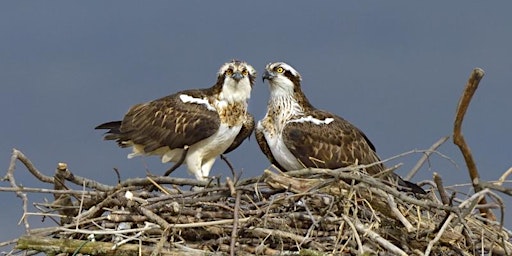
[[2, 149, 512, 256]]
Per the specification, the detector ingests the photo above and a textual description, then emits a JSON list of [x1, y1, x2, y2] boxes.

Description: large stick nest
[[2, 149, 511, 256]]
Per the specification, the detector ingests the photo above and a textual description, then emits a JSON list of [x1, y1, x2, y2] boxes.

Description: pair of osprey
[[96, 60, 424, 194]]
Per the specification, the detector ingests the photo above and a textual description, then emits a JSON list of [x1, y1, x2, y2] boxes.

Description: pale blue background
[[1, 1, 511, 247]]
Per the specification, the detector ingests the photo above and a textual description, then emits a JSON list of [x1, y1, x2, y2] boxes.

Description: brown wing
[[282, 110, 384, 175], [255, 127, 286, 171], [108, 89, 220, 153], [223, 113, 254, 154]]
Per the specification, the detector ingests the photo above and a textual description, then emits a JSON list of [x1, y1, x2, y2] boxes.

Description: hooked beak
[[231, 71, 243, 81], [262, 70, 275, 82]]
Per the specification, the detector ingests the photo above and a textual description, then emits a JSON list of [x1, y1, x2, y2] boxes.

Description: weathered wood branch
[[452, 68, 496, 221], [16, 235, 205, 256]]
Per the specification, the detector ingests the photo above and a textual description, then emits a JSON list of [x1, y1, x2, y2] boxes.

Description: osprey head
[[262, 62, 302, 96], [217, 60, 256, 103]]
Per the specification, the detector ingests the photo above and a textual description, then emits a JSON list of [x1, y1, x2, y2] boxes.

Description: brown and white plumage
[[256, 62, 425, 194], [96, 60, 256, 180]]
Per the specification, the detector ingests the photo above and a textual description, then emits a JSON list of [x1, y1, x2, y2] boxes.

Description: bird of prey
[[96, 60, 256, 180], [256, 62, 425, 194]]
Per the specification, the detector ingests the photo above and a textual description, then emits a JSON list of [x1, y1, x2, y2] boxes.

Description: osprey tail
[[95, 121, 127, 146]]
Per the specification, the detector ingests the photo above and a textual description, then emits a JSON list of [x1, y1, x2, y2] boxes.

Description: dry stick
[[479, 182, 512, 196], [55, 162, 114, 191], [230, 191, 242, 256], [226, 177, 236, 197], [497, 167, 512, 185], [452, 68, 496, 221], [424, 188, 491, 256], [6, 149, 31, 234], [406, 136, 450, 180], [5, 149, 54, 183], [433, 172, 450, 205], [350, 218, 408, 256], [120, 176, 208, 188], [386, 194, 414, 232], [59, 223, 160, 235], [0, 187, 103, 195], [146, 176, 171, 195], [171, 218, 250, 228], [283, 168, 457, 212], [151, 227, 170, 256], [16, 235, 186, 256], [340, 215, 363, 255], [249, 227, 308, 246]]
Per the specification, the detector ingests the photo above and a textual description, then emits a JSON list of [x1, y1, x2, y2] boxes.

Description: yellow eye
[[225, 69, 233, 76], [242, 69, 248, 76], [276, 67, 284, 73]]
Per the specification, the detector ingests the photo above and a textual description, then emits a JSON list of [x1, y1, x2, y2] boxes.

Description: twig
[[479, 181, 512, 196], [0, 187, 103, 195], [424, 188, 491, 256], [4, 149, 54, 183], [151, 227, 170, 256], [230, 190, 242, 256], [138, 207, 171, 229], [60, 222, 160, 235], [146, 176, 172, 195], [452, 67, 496, 221], [76, 180, 87, 229], [340, 215, 363, 255], [226, 177, 236, 197], [351, 218, 408, 256], [119, 176, 208, 188], [280, 169, 457, 212], [249, 227, 310, 247], [433, 172, 450, 205], [16, 235, 192, 256], [6, 149, 31, 234], [171, 218, 251, 228], [406, 136, 450, 180], [497, 167, 512, 185], [386, 194, 414, 232]]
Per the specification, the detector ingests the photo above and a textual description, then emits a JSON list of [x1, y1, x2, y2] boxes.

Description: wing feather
[[119, 90, 220, 153], [283, 110, 384, 175]]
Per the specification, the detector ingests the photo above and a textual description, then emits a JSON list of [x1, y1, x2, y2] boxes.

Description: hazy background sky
[[1, 1, 511, 247]]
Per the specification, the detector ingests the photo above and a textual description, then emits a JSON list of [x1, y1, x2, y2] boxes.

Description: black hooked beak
[[231, 71, 243, 81], [262, 70, 275, 82]]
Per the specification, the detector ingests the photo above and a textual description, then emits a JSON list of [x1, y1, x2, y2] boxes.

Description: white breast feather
[[183, 123, 242, 179], [258, 121, 303, 171]]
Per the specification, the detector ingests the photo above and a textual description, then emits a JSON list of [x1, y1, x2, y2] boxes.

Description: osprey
[[256, 62, 425, 194], [96, 60, 256, 180]]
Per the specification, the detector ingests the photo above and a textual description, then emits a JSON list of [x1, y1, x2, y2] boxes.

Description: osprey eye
[[226, 69, 233, 76], [276, 67, 284, 73], [242, 70, 248, 76]]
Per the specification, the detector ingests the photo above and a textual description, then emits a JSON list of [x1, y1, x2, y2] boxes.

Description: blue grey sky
[[1, 1, 511, 244]]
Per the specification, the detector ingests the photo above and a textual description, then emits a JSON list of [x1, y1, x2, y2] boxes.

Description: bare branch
[[452, 68, 496, 221], [406, 136, 450, 180]]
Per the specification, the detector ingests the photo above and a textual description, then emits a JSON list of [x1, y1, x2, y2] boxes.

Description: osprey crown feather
[[96, 60, 256, 180], [255, 62, 425, 194]]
